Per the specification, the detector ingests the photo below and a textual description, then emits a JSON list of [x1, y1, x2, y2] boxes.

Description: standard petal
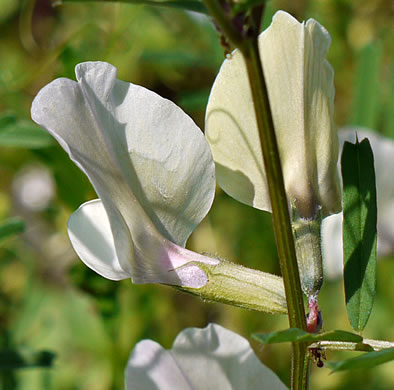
[[111, 67, 216, 247], [67, 199, 132, 280], [31, 61, 215, 246], [302, 19, 341, 217], [205, 35, 269, 211], [206, 11, 340, 217], [322, 128, 394, 278], [125, 323, 288, 390], [31, 61, 216, 286]]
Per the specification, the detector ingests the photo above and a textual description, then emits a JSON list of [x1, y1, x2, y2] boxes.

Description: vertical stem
[[242, 37, 309, 390], [242, 39, 305, 330], [203, 1, 309, 387]]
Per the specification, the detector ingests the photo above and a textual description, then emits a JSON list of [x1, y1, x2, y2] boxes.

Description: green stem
[[292, 344, 310, 389], [242, 36, 305, 330], [242, 36, 308, 390], [202, 1, 309, 387]]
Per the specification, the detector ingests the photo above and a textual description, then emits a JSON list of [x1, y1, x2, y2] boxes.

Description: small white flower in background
[[125, 323, 288, 390], [205, 10, 341, 219], [13, 165, 55, 211], [31, 61, 218, 288], [322, 128, 394, 279]]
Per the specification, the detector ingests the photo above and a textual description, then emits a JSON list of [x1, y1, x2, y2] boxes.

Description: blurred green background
[[0, 0, 392, 389]]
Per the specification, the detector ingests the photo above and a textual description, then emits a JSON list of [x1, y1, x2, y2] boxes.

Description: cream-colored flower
[[205, 11, 342, 298], [205, 11, 341, 219]]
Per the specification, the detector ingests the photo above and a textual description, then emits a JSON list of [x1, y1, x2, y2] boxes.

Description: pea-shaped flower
[[31, 62, 287, 314], [206, 10, 341, 219], [31, 61, 218, 288], [126, 323, 288, 390], [205, 11, 341, 298]]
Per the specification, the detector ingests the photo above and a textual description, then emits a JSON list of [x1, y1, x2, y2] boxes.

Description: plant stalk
[[309, 339, 394, 352], [202, 1, 309, 388], [242, 36, 308, 390]]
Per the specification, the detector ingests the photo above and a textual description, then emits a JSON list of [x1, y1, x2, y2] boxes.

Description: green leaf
[[0, 114, 17, 129], [0, 218, 25, 242], [0, 349, 56, 370], [252, 328, 363, 345], [341, 137, 377, 331], [327, 348, 394, 373], [0, 118, 55, 148], [59, 0, 208, 14]]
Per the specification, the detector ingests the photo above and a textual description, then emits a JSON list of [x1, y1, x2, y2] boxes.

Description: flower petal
[[321, 212, 343, 279], [126, 340, 192, 390], [206, 11, 340, 217], [68, 199, 218, 287], [125, 323, 288, 390], [67, 199, 132, 280], [31, 61, 216, 286], [322, 128, 394, 279]]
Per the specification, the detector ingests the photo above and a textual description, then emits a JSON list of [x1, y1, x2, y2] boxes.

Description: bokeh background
[[0, 0, 393, 389]]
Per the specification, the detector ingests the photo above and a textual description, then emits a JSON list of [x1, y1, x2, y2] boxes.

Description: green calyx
[[291, 206, 324, 298], [177, 259, 288, 314]]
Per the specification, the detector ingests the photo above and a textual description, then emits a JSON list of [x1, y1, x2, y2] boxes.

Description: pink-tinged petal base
[[68, 199, 219, 287]]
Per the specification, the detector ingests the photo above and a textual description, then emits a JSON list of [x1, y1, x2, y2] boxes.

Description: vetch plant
[[31, 61, 287, 314], [26, 3, 394, 390]]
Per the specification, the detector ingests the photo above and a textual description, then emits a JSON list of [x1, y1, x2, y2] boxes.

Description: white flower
[[13, 165, 55, 211], [125, 323, 288, 390], [205, 11, 341, 219], [31, 61, 288, 313], [31, 61, 218, 288], [322, 128, 394, 279]]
